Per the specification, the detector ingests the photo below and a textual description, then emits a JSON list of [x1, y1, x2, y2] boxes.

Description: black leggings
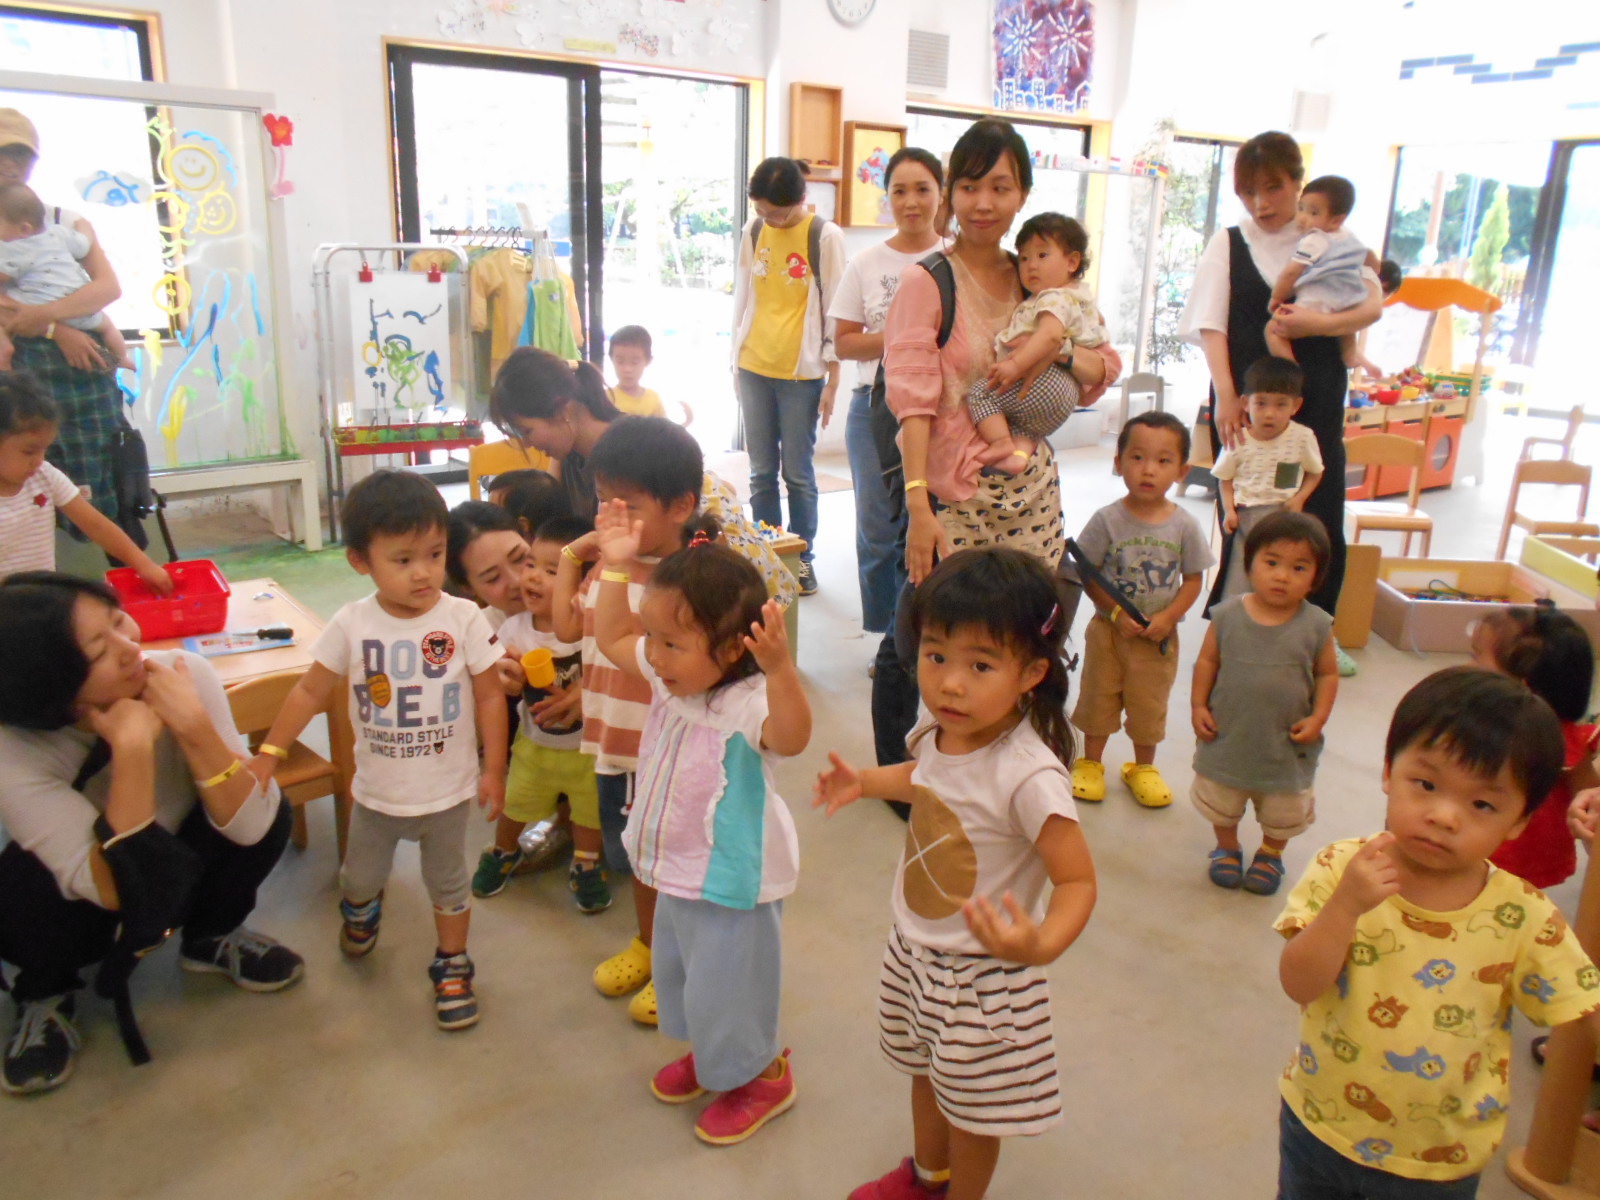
[[0, 800, 291, 1002]]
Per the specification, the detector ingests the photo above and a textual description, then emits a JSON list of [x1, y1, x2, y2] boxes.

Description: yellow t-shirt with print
[[1276, 837, 1600, 1181], [739, 216, 817, 381], [613, 387, 665, 418]]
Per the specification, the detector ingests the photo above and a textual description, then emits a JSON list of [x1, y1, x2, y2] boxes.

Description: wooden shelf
[[789, 82, 842, 171]]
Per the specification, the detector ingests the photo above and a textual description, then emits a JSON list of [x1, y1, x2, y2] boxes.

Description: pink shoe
[[650, 1052, 706, 1104], [849, 1158, 949, 1199], [692, 1049, 796, 1145]]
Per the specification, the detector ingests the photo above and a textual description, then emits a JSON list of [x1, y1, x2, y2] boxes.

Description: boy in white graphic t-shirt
[[252, 471, 506, 1030]]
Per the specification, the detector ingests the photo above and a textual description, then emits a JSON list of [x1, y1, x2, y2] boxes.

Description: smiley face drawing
[[900, 785, 978, 921]]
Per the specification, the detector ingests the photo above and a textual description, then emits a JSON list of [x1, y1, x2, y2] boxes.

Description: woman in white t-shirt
[[829, 148, 946, 637]]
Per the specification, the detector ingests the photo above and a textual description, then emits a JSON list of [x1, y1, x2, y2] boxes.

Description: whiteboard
[[1362, 303, 1432, 379], [344, 271, 455, 414]]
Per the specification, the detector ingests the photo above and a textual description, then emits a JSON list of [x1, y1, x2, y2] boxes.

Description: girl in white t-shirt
[[815, 547, 1097, 1200], [590, 503, 811, 1148], [0, 370, 170, 591]]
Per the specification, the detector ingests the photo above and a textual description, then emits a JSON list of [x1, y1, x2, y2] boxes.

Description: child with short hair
[[815, 548, 1097, 1200], [1210, 356, 1325, 601], [1266, 175, 1370, 367], [1276, 666, 1600, 1199], [591, 502, 809, 1146], [485, 467, 571, 539], [967, 212, 1108, 475], [0, 184, 129, 371], [250, 470, 507, 1031], [475, 513, 608, 911], [609, 324, 692, 425], [0, 370, 170, 591], [1192, 511, 1338, 895], [1070, 411, 1213, 808]]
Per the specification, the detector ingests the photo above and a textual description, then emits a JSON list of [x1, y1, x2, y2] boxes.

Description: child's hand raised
[[963, 893, 1042, 965], [1570, 788, 1600, 847], [813, 751, 863, 815], [1331, 832, 1401, 916], [595, 499, 643, 568], [742, 599, 790, 674]]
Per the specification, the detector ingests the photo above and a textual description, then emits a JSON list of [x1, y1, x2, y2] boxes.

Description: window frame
[[0, 3, 161, 80], [905, 103, 1092, 159]]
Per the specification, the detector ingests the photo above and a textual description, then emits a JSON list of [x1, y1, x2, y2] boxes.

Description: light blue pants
[[652, 893, 783, 1090], [846, 383, 907, 632], [737, 368, 822, 562]]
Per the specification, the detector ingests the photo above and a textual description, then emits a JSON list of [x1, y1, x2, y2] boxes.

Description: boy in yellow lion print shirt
[[1275, 667, 1600, 1198]]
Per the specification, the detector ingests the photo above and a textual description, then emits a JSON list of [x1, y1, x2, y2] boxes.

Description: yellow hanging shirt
[[738, 216, 816, 381]]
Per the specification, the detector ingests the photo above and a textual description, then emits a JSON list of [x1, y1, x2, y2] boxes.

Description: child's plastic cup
[[521, 648, 555, 707]]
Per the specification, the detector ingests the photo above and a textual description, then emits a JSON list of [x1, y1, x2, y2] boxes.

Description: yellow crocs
[[593, 936, 652, 997], [628, 980, 658, 1026], [1121, 763, 1173, 808], [1071, 758, 1106, 802]]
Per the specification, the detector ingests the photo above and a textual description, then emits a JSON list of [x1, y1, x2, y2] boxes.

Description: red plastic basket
[[106, 559, 231, 640]]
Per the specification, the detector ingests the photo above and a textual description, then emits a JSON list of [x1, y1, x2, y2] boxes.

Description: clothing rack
[[428, 224, 528, 246]]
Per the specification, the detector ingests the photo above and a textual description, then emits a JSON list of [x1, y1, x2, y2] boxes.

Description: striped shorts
[[877, 925, 1062, 1137]]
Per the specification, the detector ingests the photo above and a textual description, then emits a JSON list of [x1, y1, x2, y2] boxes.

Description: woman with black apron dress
[[1179, 132, 1383, 652]]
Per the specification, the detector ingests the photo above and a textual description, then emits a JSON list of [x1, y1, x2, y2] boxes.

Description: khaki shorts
[[505, 735, 601, 830], [1071, 614, 1180, 745], [1190, 774, 1315, 840]]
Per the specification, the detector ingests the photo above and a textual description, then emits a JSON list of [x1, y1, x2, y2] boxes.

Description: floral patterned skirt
[[938, 441, 1064, 568]]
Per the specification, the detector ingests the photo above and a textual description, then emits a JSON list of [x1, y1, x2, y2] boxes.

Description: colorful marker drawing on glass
[[76, 170, 151, 207]]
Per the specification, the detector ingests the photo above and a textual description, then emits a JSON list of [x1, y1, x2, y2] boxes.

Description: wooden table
[[140, 577, 354, 861]]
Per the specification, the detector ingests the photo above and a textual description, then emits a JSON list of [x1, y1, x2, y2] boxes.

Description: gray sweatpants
[[341, 800, 472, 915]]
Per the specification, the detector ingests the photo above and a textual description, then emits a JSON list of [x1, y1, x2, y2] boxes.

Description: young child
[[250, 470, 507, 1031], [0, 370, 170, 591], [1470, 606, 1599, 889], [484, 467, 571, 540], [1275, 666, 1600, 1198], [476, 514, 607, 911], [967, 213, 1107, 475], [1266, 175, 1370, 367], [1191, 512, 1338, 895], [1070, 411, 1213, 808], [814, 548, 1097, 1200], [0, 184, 129, 371], [608, 324, 692, 426], [1210, 356, 1325, 601], [591, 503, 809, 1146]]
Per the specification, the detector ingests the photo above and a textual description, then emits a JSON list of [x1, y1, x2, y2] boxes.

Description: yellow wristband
[[600, 569, 631, 584], [258, 743, 290, 761], [198, 759, 243, 789], [561, 544, 583, 566], [44, 321, 56, 339], [903, 479, 928, 492]]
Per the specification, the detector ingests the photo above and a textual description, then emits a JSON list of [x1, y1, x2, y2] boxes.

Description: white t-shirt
[[1211, 422, 1325, 507], [312, 593, 502, 815], [828, 239, 938, 388], [893, 718, 1077, 955], [624, 640, 798, 908], [498, 611, 583, 751], [0, 460, 80, 578]]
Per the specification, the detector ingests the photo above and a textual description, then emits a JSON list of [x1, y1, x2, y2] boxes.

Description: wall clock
[[828, 0, 876, 27]]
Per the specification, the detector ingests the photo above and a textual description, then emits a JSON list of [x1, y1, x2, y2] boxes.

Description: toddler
[[1191, 512, 1338, 896], [607, 324, 691, 424], [251, 470, 507, 1031], [1266, 175, 1369, 367], [1070, 411, 1213, 808], [1210, 356, 1325, 601], [1470, 606, 1598, 889], [0, 370, 169, 591], [0, 184, 129, 371], [1276, 666, 1600, 1199], [485, 467, 571, 540], [477, 513, 607, 911], [967, 213, 1107, 475], [592, 503, 809, 1146], [815, 548, 1096, 1200]]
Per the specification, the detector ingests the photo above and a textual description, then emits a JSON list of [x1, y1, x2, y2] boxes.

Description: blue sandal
[[1244, 851, 1286, 895], [1208, 848, 1244, 889]]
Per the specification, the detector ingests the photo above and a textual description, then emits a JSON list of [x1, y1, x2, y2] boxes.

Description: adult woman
[[1178, 131, 1382, 636], [731, 156, 847, 596], [0, 110, 127, 521], [0, 573, 301, 1096], [829, 147, 945, 635]]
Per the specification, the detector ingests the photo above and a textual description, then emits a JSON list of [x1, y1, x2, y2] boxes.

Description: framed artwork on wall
[[840, 120, 907, 228]]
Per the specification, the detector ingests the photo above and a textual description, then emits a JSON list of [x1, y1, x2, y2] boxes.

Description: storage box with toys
[[1371, 557, 1600, 654]]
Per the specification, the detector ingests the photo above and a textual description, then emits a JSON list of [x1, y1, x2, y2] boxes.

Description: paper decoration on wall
[[993, 0, 1094, 114], [262, 113, 295, 199], [619, 24, 660, 56], [437, 2, 487, 37], [347, 272, 453, 413], [707, 14, 746, 52], [515, 20, 539, 46], [76, 170, 150, 206], [432, 0, 707, 60]]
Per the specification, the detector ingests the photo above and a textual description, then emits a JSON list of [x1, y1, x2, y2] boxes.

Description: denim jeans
[[1277, 1101, 1480, 1200], [737, 368, 822, 562], [846, 384, 907, 631]]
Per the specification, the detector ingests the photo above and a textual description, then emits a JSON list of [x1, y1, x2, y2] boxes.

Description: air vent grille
[[908, 29, 949, 92]]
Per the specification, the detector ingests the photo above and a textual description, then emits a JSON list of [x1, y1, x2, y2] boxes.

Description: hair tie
[[1041, 603, 1060, 637], [688, 530, 713, 549]]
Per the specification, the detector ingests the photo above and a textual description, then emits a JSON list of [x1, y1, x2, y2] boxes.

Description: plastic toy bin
[[106, 559, 231, 639]]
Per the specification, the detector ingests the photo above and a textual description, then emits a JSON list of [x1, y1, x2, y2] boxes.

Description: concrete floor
[[14, 407, 1596, 1199]]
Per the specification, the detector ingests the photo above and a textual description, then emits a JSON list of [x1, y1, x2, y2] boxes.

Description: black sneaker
[[795, 560, 818, 597], [180, 927, 305, 993], [2, 995, 79, 1096], [428, 952, 479, 1030], [569, 862, 613, 914]]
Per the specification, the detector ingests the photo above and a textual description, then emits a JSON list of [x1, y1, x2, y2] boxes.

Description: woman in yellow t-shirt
[[730, 157, 846, 597]]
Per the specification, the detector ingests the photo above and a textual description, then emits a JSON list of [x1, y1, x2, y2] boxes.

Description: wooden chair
[[1344, 434, 1433, 557], [1521, 404, 1584, 463], [468, 438, 553, 500], [226, 669, 350, 861], [1496, 458, 1599, 559]]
